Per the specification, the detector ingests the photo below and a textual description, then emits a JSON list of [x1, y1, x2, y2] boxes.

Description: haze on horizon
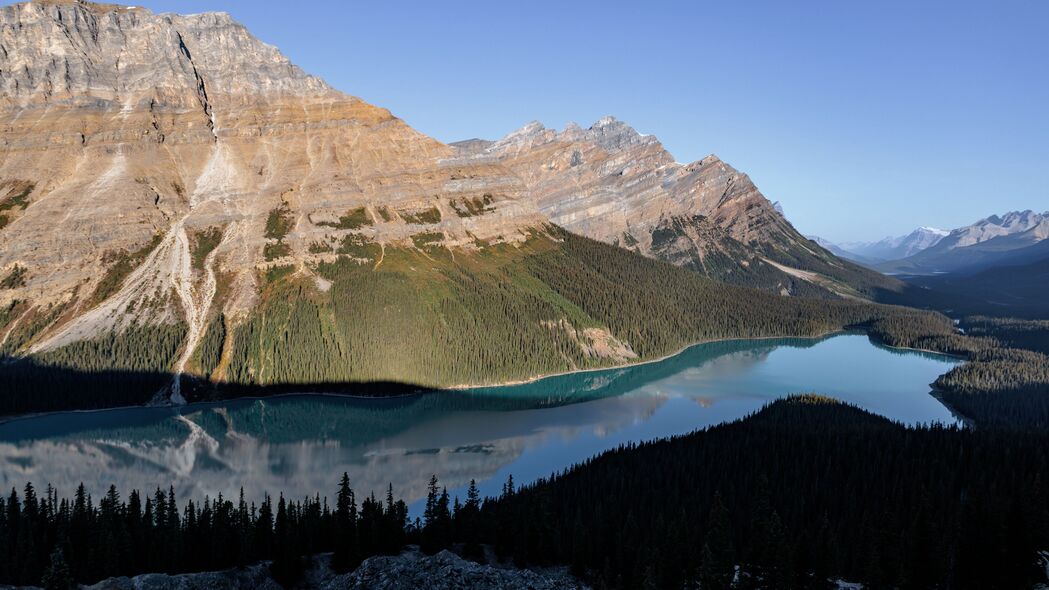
[[14, 0, 1047, 243]]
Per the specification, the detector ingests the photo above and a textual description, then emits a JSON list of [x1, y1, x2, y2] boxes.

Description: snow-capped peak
[[917, 226, 948, 236]]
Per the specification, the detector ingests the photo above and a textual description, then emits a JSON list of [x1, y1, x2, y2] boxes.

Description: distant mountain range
[[845, 227, 949, 261], [810, 227, 949, 264], [812, 210, 1049, 275], [876, 210, 1049, 274]]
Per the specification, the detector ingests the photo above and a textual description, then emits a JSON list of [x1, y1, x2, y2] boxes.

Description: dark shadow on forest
[[0, 355, 438, 419]]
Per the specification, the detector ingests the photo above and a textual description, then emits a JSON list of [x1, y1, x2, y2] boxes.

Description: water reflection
[[0, 334, 959, 511]]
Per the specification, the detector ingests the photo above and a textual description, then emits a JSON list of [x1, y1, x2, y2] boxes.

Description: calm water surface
[[0, 334, 960, 512]]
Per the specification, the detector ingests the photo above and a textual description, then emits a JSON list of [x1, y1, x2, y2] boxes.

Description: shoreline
[[0, 330, 963, 426], [866, 339, 969, 361], [447, 330, 851, 390]]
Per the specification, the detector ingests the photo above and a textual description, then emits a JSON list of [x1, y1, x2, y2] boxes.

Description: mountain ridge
[[0, 0, 914, 409], [456, 117, 900, 299], [825, 226, 949, 263], [876, 210, 1049, 274]]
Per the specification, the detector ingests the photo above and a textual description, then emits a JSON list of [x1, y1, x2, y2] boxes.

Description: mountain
[[877, 211, 1049, 274], [836, 226, 949, 262], [454, 119, 900, 299], [806, 235, 880, 265], [0, 1, 912, 412]]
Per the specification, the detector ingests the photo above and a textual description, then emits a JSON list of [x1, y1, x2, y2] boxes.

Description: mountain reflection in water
[[0, 334, 959, 512]]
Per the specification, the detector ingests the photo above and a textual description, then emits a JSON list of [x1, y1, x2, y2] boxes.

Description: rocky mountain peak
[[0, 0, 333, 108], [583, 115, 658, 154]]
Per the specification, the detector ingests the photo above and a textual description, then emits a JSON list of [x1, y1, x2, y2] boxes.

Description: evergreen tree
[[331, 473, 358, 572]]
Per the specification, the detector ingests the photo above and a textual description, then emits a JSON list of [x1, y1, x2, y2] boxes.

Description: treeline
[[647, 215, 835, 299], [0, 477, 409, 587], [4, 397, 1047, 589]]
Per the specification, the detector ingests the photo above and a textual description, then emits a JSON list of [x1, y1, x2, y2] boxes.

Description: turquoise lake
[[0, 334, 960, 512]]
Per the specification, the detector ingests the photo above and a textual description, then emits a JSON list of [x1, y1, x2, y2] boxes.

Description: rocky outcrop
[[61, 549, 589, 590], [323, 549, 588, 590]]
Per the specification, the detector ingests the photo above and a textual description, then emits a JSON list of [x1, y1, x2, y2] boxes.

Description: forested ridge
[[866, 312, 1049, 428], [3, 397, 1047, 589]]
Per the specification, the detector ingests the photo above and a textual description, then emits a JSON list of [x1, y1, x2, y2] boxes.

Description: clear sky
[[57, 1, 1049, 242]]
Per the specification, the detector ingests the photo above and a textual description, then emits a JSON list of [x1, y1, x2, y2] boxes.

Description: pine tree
[[332, 473, 358, 572], [271, 494, 301, 586]]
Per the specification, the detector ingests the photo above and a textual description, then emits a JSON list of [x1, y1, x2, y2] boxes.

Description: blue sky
[[71, 1, 1049, 241]]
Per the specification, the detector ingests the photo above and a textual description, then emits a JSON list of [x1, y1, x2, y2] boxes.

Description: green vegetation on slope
[[220, 227, 935, 390], [450, 194, 494, 217], [0, 301, 68, 356], [0, 181, 33, 231], [263, 242, 291, 261], [190, 313, 226, 379], [0, 226, 993, 416], [189, 226, 223, 271], [0, 264, 26, 289], [88, 233, 163, 307], [400, 206, 442, 224], [264, 206, 293, 240], [316, 206, 373, 229]]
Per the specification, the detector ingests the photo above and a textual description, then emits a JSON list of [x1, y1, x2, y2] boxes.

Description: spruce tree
[[332, 473, 358, 572]]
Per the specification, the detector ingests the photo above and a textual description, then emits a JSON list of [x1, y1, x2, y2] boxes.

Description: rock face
[[0, 1, 898, 401]]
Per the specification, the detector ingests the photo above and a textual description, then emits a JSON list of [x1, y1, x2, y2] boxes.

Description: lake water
[[0, 334, 960, 512]]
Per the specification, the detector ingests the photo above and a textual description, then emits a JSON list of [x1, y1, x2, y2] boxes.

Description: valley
[[0, 1, 1046, 589]]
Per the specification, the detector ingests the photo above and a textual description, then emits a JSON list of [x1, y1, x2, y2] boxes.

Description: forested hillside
[[209, 229, 942, 390], [866, 312, 1049, 428], [478, 396, 1049, 589], [0, 228, 943, 415]]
